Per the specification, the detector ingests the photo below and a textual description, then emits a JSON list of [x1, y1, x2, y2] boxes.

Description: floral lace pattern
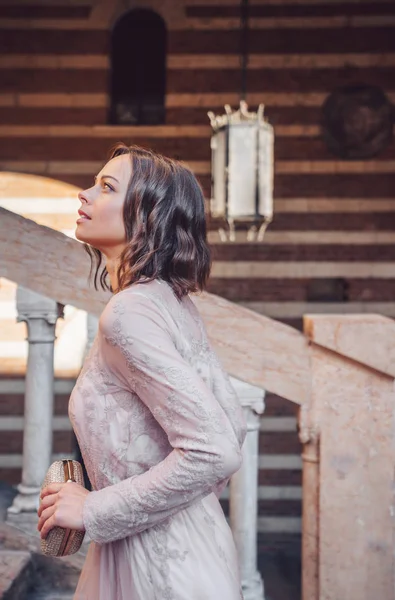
[[69, 279, 246, 600]]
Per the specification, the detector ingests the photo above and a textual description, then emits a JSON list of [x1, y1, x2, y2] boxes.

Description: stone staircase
[[0, 518, 85, 599], [0, 518, 86, 600], [0, 482, 85, 600]]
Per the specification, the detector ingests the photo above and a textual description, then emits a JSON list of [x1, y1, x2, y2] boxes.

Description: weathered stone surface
[[0, 207, 110, 315], [0, 521, 40, 555], [0, 521, 85, 599], [304, 313, 395, 378], [0, 549, 32, 599], [301, 314, 395, 600]]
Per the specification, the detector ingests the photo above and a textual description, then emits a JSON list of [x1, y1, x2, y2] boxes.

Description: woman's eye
[[103, 182, 114, 191]]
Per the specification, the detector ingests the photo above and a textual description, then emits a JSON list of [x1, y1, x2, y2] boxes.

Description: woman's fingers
[[40, 514, 57, 540], [37, 492, 58, 518], [37, 482, 89, 535], [41, 483, 64, 499], [37, 505, 56, 532]]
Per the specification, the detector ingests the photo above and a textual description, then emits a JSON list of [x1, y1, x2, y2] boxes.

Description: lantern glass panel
[[258, 124, 274, 218], [210, 129, 227, 219], [228, 124, 257, 219]]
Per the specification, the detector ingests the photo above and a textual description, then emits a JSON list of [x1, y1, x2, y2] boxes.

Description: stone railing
[[300, 314, 395, 600], [1, 206, 395, 600]]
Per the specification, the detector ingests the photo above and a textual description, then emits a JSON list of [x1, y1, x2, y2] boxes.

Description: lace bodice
[[68, 279, 246, 545]]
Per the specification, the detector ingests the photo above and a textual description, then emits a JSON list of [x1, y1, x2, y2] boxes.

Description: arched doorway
[[109, 8, 167, 125]]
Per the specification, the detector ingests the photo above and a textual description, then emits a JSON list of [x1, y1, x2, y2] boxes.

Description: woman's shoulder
[[99, 280, 173, 334], [108, 279, 165, 306]]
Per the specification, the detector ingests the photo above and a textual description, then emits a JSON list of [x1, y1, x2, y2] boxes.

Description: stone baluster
[[7, 287, 64, 515], [229, 377, 265, 600]]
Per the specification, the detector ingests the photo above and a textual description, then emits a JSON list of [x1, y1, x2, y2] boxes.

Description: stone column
[[8, 287, 64, 515], [84, 313, 99, 358], [229, 377, 265, 600]]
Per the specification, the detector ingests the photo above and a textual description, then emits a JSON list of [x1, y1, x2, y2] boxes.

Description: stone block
[[0, 549, 32, 600]]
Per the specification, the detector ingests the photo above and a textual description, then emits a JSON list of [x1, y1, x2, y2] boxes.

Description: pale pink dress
[[68, 279, 246, 600]]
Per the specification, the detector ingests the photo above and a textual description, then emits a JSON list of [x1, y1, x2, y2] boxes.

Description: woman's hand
[[37, 482, 90, 540]]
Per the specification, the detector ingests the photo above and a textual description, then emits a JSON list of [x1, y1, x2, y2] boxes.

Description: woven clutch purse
[[40, 459, 86, 557]]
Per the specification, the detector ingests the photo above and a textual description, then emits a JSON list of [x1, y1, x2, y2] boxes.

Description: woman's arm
[[82, 290, 243, 544]]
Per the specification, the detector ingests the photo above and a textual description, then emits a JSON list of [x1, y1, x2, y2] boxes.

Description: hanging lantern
[[208, 101, 274, 242]]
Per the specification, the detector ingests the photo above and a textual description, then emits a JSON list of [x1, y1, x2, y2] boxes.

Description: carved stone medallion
[[321, 84, 393, 159]]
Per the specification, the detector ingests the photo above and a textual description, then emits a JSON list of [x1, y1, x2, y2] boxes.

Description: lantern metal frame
[[208, 101, 274, 242]]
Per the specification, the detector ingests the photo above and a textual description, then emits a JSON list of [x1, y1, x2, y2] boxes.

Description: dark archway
[[109, 9, 167, 125]]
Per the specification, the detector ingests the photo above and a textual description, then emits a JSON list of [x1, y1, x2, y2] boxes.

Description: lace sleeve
[[82, 290, 243, 544], [186, 297, 247, 499]]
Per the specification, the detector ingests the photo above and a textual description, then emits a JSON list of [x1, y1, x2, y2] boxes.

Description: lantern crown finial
[[208, 101, 267, 132]]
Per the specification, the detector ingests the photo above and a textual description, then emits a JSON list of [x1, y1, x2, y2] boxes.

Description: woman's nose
[[78, 190, 89, 204]]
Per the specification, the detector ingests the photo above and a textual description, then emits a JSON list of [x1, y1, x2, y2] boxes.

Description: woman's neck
[[101, 244, 126, 293], [106, 258, 120, 293]]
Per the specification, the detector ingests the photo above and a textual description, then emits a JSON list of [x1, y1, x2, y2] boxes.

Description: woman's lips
[[77, 210, 91, 223]]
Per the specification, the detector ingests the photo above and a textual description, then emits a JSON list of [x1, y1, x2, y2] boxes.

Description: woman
[[38, 144, 247, 599]]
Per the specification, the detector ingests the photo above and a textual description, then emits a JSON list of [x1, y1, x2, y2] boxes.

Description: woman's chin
[[75, 226, 90, 243]]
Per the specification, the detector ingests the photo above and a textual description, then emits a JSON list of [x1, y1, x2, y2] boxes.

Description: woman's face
[[75, 153, 132, 256]]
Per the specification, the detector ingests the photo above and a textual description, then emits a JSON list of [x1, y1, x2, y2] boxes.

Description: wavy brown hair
[[84, 143, 211, 298]]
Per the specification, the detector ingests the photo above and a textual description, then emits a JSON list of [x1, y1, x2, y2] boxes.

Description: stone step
[[0, 549, 33, 600], [0, 521, 82, 600]]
